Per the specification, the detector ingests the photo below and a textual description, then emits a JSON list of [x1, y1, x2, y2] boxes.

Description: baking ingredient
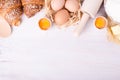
[[38, 18, 51, 30], [0, 0, 23, 26], [65, 0, 80, 12], [22, 0, 44, 18], [111, 25, 120, 35], [0, 16, 11, 38], [46, 0, 81, 28], [105, 0, 120, 43], [95, 16, 108, 29], [54, 9, 70, 25], [111, 25, 120, 40], [51, 0, 65, 11]]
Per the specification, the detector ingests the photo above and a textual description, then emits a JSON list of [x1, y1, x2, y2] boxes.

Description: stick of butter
[[111, 25, 120, 35], [111, 25, 120, 40]]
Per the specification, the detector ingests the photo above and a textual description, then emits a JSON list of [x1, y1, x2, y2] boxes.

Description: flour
[[105, 0, 120, 23]]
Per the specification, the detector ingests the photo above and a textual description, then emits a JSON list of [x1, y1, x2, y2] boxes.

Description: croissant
[[21, 0, 44, 18], [0, 0, 23, 26]]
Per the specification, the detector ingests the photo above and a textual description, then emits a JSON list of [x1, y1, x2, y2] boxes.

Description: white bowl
[[104, 0, 120, 23]]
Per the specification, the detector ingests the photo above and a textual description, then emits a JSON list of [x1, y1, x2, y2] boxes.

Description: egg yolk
[[38, 18, 51, 30], [95, 17, 107, 29]]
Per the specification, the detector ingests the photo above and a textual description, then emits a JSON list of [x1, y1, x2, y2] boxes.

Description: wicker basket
[[45, 0, 82, 28]]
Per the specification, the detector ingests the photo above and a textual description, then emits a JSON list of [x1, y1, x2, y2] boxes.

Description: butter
[[111, 25, 120, 40], [111, 25, 120, 35]]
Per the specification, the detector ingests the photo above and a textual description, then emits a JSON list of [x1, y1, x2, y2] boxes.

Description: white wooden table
[[0, 6, 120, 80]]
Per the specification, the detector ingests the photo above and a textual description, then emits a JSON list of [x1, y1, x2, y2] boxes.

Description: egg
[[38, 18, 51, 30], [54, 9, 70, 25], [65, 0, 80, 12], [0, 16, 11, 38], [51, 0, 65, 11]]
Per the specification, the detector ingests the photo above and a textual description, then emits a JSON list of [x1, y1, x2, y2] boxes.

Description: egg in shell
[[65, 0, 80, 12], [54, 9, 70, 25], [0, 16, 11, 38], [51, 0, 65, 11]]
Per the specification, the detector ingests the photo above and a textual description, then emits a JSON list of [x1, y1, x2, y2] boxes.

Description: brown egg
[[0, 16, 11, 38], [51, 0, 65, 11], [65, 0, 80, 12], [54, 9, 70, 25]]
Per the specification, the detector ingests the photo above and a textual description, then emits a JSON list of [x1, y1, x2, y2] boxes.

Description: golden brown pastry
[[21, 0, 44, 18], [0, 0, 23, 26]]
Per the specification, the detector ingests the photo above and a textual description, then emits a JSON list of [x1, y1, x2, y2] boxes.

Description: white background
[[0, 6, 120, 80]]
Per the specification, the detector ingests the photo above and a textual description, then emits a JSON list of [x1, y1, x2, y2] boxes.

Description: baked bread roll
[[21, 0, 44, 18], [0, 0, 23, 26]]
